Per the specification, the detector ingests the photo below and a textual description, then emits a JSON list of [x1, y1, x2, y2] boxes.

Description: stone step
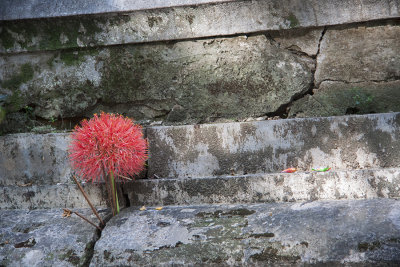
[[1, 112, 399, 209], [1, 0, 399, 53], [148, 112, 400, 178], [0, 208, 109, 267], [123, 168, 400, 207], [90, 198, 400, 266], [1, 113, 399, 185], [0, 184, 107, 210]]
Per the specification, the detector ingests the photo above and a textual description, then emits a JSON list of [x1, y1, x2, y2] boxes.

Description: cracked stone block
[[0, 208, 108, 267], [315, 21, 400, 85], [0, 35, 313, 134], [289, 80, 400, 118], [270, 28, 323, 56], [90, 199, 400, 266]]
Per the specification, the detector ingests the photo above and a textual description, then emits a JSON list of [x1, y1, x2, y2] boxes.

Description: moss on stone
[[0, 28, 15, 49], [1, 63, 34, 90], [287, 13, 299, 28]]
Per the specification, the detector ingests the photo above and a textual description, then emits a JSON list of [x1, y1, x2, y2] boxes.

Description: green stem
[[110, 170, 119, 214]]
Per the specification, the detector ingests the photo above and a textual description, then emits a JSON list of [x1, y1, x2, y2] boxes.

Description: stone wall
[[0, 0, 399, 134]]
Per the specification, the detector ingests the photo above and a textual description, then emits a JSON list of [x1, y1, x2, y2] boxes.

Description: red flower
[[69, 113, 148, 183]]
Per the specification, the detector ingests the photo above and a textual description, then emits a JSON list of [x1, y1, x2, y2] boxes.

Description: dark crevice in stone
[[282, 26, 327, 118], [81, 210, 113, 267]]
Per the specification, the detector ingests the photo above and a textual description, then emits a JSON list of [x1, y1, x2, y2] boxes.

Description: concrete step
[[0, 208, 109, 267], [0, 184, 107, 210], [2, 112, 399, 184], [1, 112, 399, 209], [148, 112, 400, 178], [90, 198, 400, 266], [123, 168, 400, 206], [2, 0, 399, 53]]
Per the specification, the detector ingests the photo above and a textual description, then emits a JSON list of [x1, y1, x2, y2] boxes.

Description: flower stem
[[72, 175, 105, 227], [64, 208, 102, 231], [110, 170, 119, 214], [102, 166, 114, 215]]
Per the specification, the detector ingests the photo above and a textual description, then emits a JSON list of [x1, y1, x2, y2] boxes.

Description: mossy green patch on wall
[[0, 15, 103, 52], [287, 12, 299, 28], [1, 63, 34, 90], [289, 81, 400, 118]]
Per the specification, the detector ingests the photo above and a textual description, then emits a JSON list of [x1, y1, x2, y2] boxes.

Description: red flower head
[[69, 112, 148, 183]]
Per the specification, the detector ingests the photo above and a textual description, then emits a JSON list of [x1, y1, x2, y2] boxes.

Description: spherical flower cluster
[[69, 113, 148, 183]]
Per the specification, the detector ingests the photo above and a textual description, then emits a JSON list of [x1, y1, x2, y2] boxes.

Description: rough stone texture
[[123, 168, 400, 206], [1, 0, 400, 53], [0, 208, 107, 267], [289, 80, 400, 118], [90, 199, 400, 266], [315, 22, 400, 85], [147, 112, 400, 178], [0, 35, 313, 133], [0, 184, 107, 210]]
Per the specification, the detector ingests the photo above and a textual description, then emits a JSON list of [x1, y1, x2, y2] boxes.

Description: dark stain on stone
[[22, 191, 35, 201], [196, 208, 255, 218], [300, 241, 309, 248], [115, 218, 128, 227], [147, 16, 162, 28], [250, 232, 275, 238], [12, 222, 44, 233], [157, 221, 171, 227], [358, 241, 382, 252], [59, 249, 80, 265], [14, 238, 36, 248], [251, 246, 300, 263], [186, 15, 195, 25], [103, 250, 112, 261]]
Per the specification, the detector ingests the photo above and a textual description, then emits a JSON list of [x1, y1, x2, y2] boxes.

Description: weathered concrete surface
[[123, 168, 400, 206], [1, 0, 400, 53], [0, 133, 71, 186], [315, 22, 400, 85], [90, 199, 400, 266], [0, 0, 235, 20], [289, 80, 400, 118], [0, 208, 107, 267], [0, 184, 107, 209], [147, 112, 400, 178], [0, 35, 312, 133]]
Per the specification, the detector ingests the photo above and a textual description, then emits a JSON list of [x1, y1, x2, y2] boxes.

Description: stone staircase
[[1, 112, 400, 266], [1, 0, 400, 266]]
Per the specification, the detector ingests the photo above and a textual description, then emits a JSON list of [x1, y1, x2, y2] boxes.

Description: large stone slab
[[123, 168, 400, 206], [90, 199, 400, 266], [0, 35, 312, 132], [315, 22, 400, 85], [0, 208, 107, 267], [289, 81, 400, 118], [147, 112, 400, 178], [1, 0, 399, 53]]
